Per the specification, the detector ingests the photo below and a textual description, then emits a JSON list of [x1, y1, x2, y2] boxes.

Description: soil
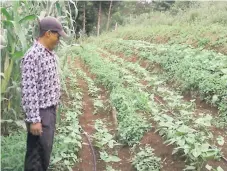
[[98, 51, 187, 170], [123, 34, 227, 55], [71, 57, 134, 171], [98, 49, 227, 171], [140, 130, 185, 171], [69, 47, 227, 171]]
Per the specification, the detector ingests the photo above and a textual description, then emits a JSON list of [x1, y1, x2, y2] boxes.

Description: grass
[[1, 131, 26, 171], [97, 2, 227, 55], [2, 1, 227, 171]]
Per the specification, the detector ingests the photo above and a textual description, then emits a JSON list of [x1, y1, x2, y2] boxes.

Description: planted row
[[73, 45, 151, 146], [73, 45, 222, 170], [103, 39, 227, 127]]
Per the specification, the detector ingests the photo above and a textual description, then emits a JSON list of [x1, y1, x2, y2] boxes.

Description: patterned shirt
[[21, 40, 61, 123]]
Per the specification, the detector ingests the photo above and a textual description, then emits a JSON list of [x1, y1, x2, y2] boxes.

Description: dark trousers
[[24, 106, 56, 171]]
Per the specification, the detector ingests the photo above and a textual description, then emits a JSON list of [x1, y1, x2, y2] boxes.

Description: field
[[65, 38, 227, 171], [1, 1, 227, 171]]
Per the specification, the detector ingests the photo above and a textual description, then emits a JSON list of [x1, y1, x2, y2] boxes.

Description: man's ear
[[44, 31, 51, 38]]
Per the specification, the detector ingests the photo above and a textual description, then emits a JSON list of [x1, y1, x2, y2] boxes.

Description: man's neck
[[38, 38, 51, 51]]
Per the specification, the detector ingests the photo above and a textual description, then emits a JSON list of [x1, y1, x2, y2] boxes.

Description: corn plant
[[1, 0, 78, 134], [1, 1, 39, 134]]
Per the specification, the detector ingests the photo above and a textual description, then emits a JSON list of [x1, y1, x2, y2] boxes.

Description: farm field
[[1, 1, 227, 171], [68, 38, 227, 171]]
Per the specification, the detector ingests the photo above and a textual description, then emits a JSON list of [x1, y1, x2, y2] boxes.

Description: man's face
[[46, 31, 60, 50]]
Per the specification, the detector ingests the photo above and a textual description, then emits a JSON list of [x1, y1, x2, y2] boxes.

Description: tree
[[152, 1, 175, 11], [97, 1, 101, 36], [92, 1, 110, 36], [75, 1, 97, 38], [106, 0, 113, 31], [83, 2, 86, 33]]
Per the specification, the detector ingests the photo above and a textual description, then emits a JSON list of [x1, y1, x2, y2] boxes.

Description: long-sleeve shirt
[[20, 40, 61, 123]]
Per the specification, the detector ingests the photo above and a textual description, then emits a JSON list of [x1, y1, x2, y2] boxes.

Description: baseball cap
[[39, 16, 68, 38]]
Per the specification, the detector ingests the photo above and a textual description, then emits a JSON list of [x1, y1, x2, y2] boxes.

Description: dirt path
[[71, 57, 133, 171], [140, 130, 185, 171], [72, 58, 101, 171]]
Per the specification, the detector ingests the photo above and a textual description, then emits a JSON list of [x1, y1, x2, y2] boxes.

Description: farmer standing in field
[[21, 16, 67, 171]]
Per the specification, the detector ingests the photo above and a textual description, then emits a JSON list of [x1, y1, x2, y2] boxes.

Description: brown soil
[[71, 57, 133, 171], [123, 33, 227, 55], [99, 49, 227, 171], [205, 126, 227, 171], [154, 35, 170, 44], [69, 49, 227, 170], [140, 130, 185, 171], [183, 92, 219, 116], [105, 49, 222, 118], [97, 50, 187, 170], [72, 57, 104, 171]]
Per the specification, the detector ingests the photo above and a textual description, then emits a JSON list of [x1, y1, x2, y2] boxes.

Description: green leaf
[[3, 20, 14, 27], [108, 140, 114, 149], [105, 133, 113, 141], [216, 136, 224, 146], [1, 58, 14, 93], [1, 7, 12, 20], [19, 14, 38, 24], [205, 164, 212, 170], [184, 165, 196, 170], [56, 2, 61, 15], [0, 72, 4, 79], [1, 119, 13, 123], [192, 148, 201, 158], [15, 120, 26, 130], [217, 166, 224, 171], [212, 95, 219, 104], [195, 115, 212, 127], [100, 151, 121, 162], [11, 51, 24, 60], [107, 155, 121, 162], [203, 149, 219, 159], [220, 68, 227, 74], [67, 165, 73, 171], [201, 143, 210, 152], [51, 157, 62, 164], [64, 159, 70, 166], [172, 148, 179, 155]]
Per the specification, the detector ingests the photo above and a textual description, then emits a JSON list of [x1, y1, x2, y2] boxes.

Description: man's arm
[[21, 54, 40, 123]]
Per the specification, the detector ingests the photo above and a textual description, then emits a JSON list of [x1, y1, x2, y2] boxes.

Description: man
[[21, 16, 67, 171]]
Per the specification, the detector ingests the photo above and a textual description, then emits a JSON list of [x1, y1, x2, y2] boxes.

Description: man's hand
[[30, 122, 42, 136]]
